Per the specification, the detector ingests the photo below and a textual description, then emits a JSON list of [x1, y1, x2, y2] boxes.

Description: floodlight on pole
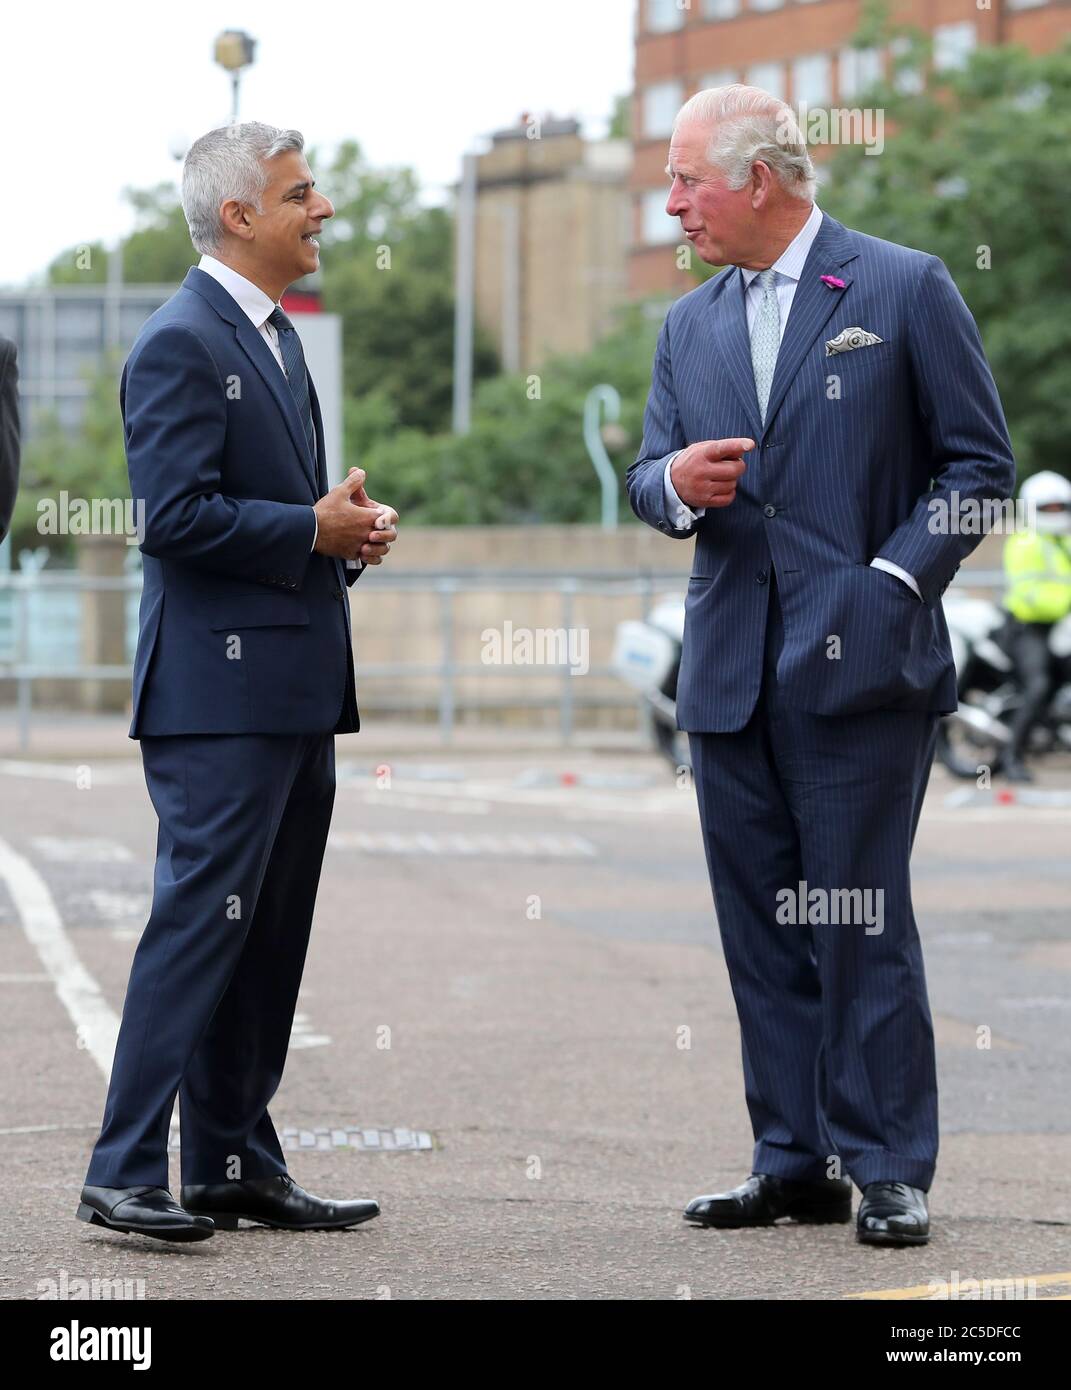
[[214, 30, 256, 124]]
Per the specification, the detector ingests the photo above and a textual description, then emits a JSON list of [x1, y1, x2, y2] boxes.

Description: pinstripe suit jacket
[[627, 211, 1016, 732]]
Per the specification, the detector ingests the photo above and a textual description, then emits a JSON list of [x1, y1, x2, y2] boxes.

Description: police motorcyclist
[[1001, 471, 1071, 781]]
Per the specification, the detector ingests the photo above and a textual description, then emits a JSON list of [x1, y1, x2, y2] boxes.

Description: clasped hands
[[312, 467, 399, 566]]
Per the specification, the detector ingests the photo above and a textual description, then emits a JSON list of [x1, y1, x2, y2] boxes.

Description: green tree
[[11, 354, 128, 557], [316, 141, 497, 439], [46, 185, 194, 286], [823, 29, 1071, 480], [358, 304, 661, 525], [44, 139, 496, 439]]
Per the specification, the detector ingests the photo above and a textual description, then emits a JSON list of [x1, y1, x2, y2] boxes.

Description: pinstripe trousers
[[689, 571, 940, 1190]]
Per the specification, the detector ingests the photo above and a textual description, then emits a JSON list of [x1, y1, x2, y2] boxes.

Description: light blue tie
[[750, 267, 781, 425]]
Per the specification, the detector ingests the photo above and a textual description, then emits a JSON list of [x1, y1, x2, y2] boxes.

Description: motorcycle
[[937, 592, 1071, 777], [612, 595, 688, 771], [613, 590, 1071, 778]]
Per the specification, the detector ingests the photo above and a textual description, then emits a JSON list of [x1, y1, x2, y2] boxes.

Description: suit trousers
[[85, 731, 336, 1188], [688, 571, 940, 1190]]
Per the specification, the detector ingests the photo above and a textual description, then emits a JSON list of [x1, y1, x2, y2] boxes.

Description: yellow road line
[[845, 1271, 1071, 1300]]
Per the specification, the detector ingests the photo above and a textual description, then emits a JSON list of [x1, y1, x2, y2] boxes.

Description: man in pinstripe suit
[[627, 86, 1015, 1246]]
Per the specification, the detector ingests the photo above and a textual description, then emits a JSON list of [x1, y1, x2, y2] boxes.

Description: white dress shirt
[[661, 205, 920, 598], [196, 255, 361, 571]]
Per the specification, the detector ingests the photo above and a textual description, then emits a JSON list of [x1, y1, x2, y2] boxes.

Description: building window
[[792, 53, 831, 107], [646, 0, 686, 31], [699, 68, 738, 92], [641, 190, 679, 246], [746, 61, 786, 97], [890, 37, 924, 95], [702, 0, 740, 17], [934, 22, 977, 71], [749, 0, 785, 10], [642, 80, 684, 138], [839, 45, 883, 100]]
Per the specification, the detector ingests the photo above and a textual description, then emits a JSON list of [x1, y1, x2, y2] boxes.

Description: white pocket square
[[825, 327, 885, 356]]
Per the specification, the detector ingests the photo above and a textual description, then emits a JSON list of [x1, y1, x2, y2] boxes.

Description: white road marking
[[87, 889, 150, 922], [328, 830, 597, 857], [999, 997, 1071, 1010], [0, 759, 139, 786], [0, 836, 118, 1077], [343, 775, 693, 820], [358, 790, 491, 815], [31, 836, 133, 863], [0, 1122, 102, 1136], [289, 1012, 331, 1049]]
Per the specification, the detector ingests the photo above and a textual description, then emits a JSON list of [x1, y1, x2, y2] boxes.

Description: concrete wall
[[6, 525, 1007, 729]]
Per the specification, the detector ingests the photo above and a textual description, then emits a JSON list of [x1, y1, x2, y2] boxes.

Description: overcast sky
[[2, 0, 637, 287]]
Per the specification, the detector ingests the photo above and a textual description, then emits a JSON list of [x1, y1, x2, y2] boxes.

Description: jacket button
[[763, 503, 777, 518], [756, 570, 768, 585], [332, 588, 344, 600]]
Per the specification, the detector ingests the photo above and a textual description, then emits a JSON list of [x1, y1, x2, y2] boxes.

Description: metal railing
[[0, 565, 1015, 751], [0, 567, 685, 749]]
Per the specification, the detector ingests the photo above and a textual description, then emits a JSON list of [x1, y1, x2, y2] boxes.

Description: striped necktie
[[750, 267, 781, 425], [267, 306, 317, 464]]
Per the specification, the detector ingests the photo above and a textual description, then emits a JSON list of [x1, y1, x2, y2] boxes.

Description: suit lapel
[[700, 212, 860, 444], [182, 268, 320, 503], [231, 316, 321, 500]]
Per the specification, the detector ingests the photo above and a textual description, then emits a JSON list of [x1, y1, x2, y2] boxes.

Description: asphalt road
[[1, 730, 1069, 1301]]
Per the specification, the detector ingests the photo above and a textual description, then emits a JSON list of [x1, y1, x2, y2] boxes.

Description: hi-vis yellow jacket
[[1003, 532, 1071, 623]]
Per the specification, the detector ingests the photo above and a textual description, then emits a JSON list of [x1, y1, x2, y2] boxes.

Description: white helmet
[[1020, 470, 1071, 534]]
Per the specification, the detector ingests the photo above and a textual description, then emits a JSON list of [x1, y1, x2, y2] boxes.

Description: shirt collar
[[739, 202, 824, 289], [197, 254, 279, 330]]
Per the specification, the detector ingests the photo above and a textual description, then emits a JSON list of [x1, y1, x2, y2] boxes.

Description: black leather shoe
[[77, 1185, 215, 1242], [181, 1174, 380, 1231], [684, 1172, 852, 1228], [1002, 757, 1035, 784], [857, 1181, 929, 1245]]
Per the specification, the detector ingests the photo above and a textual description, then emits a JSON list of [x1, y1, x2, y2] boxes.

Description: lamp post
[[214, 30, 256, 124], [583, 384, 624, 531]]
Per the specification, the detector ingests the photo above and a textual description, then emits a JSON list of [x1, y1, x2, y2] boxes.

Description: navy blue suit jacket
[[627, 212, 1016, 731], [124, 267, 360, 738]]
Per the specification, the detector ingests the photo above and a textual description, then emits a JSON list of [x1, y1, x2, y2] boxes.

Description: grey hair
[[181, 121, 305, 255], [674, 85, 816, 201]]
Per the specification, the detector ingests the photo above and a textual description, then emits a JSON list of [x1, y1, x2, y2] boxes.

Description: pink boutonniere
[[820, 274, 846, 289]]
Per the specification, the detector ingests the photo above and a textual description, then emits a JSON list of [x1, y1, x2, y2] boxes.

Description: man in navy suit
[[79, 122, 397, 1241], [628, 87, 1015, 1246], [0, 333, 19, 542]]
